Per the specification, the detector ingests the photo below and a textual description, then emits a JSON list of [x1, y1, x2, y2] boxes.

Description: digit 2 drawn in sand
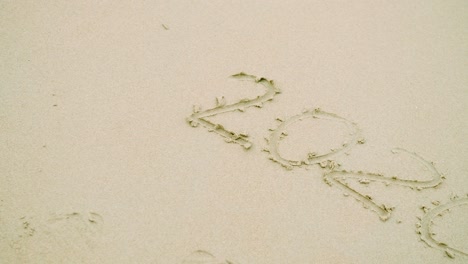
[[417, 197, 468, 258], [322, 148, 444, 221], [186, 72, 281, 149]]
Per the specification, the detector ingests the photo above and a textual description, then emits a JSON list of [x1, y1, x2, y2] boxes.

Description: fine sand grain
[[1, 1, 467, 263]]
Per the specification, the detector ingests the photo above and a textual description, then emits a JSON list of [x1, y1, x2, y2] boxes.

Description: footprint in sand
[[182, 250, 237, 264], [10, 211, 103, 263]]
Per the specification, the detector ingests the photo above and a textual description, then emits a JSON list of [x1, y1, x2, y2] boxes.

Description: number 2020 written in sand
[[186, 73, 467, 258]]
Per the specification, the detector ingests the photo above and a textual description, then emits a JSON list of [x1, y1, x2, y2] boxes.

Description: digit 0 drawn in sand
[[10, 212, 103, 263], [186, 72, 281, 150], [322, 148, 444, 221], [182, 250, 237, 264], [417, 197, 468, 259], [265, 108, 361, 170]]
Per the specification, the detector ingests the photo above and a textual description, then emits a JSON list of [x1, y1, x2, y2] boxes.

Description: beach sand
[[1, 1, 467, 263]]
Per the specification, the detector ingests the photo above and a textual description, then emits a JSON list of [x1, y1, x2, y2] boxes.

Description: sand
[[1, 1, 467, 263]]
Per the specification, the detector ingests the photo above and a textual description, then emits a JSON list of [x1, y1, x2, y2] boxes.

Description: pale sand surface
[[1, 1, 467, 263]]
